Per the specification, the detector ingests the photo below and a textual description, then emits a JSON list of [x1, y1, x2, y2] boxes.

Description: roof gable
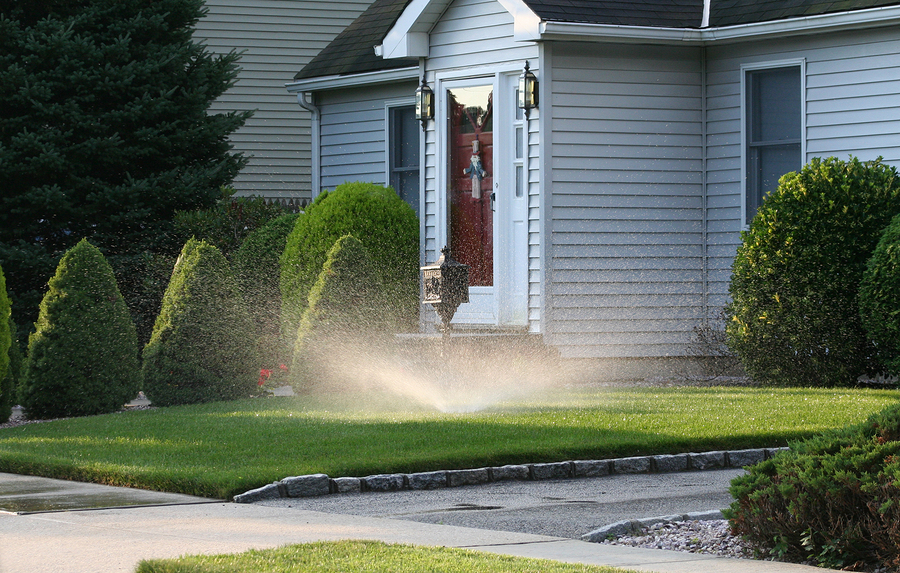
[[294, 0, 416, 80]]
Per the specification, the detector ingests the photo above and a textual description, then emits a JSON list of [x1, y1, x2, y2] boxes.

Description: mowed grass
[[0, 386, 897, 499], [134, 540, 637, 573]]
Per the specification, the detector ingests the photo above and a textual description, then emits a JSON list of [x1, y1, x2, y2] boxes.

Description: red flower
[[258, 368, 273, 386]]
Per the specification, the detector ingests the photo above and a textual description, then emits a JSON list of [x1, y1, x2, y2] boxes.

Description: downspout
[[296, 92, 321, 200], [700, 46, 709, 327]]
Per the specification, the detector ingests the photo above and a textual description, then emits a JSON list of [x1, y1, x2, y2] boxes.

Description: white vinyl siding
[[546, 42, 704, 358], [195, 0, 374, 200], [705, 27, 900, 312], [316, 82, 419, 191]]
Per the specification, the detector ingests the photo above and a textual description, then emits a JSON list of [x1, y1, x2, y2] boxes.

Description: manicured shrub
[[20, 239, 141, 419], [859, 212, 900, 376], [290, 235, 390, 392], [727, 403, 900, 570], [233, 213, 299, 368], [142, 238, 257, 406], [280, 182, 418, 340], [726, 156, 900, 387], [0, 264, 11, 422], [1, 318, 24, 423]]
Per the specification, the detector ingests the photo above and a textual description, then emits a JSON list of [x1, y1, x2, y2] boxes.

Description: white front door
[[437, 72, 527, 327]]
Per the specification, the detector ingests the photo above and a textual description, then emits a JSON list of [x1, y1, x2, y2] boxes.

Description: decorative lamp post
[[415, 77, 435, 131], [518, 60, 539, 118], [421, 246, 469, 355]]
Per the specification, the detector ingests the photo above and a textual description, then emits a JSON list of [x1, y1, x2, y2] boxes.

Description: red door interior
[[448, 85, 493, 287]]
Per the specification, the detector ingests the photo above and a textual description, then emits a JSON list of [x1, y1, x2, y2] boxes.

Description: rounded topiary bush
[[21, 239, 141, 419], [291, 235, 390, 392], [727, 403, 900, 569], [859, 212, 900, 376], [1, 318, 23, 423], [233, 213, 298, 367], [726, 156, 900, 387], [280, 182, 418, 340], [142, 238, 257, 406]]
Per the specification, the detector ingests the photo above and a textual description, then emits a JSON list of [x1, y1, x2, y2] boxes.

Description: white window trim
[[383, 97, 417, 187], [740, 58, 806, 228]]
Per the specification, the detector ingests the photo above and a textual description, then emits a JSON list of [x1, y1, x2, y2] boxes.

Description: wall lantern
[[518, 60, 539, 118], [415, 77, 435, 131]]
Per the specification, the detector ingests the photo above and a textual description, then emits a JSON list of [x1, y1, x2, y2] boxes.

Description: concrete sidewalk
[[0, 473, 833, 573]]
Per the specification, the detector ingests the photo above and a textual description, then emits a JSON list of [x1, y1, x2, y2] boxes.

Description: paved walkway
[[0, 472, 834, 573]]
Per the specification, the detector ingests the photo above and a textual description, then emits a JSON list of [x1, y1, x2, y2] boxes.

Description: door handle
[[491, 192, 496, 212]]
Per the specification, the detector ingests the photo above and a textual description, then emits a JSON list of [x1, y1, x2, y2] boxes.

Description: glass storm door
[[440, 75, 527, 327], [448, 83, 494, 288]]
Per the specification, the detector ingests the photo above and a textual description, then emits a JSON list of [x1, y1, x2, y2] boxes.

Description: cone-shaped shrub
[[726, 156, 900, 387], [0, 264, 12, 422], [859, 212, 900, 375], [280, 182, 418, 340], [233, 213, 298, 368], [0, 318, 22, 423], [143, 238, 257, 406], [291, 235, 390, 392], [21, 239, 140, 419]]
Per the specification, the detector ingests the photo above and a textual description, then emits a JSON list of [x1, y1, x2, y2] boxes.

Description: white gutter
[[537, 4, 900, 45], [286, 66, 419, 93]]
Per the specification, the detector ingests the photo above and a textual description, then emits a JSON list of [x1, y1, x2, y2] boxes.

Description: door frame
[[434, 65, 528, 327]]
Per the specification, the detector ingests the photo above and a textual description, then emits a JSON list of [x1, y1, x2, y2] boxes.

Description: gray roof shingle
[[710, 0, 900, 26], [295, 0, 900, 80], [293, 0, 417, 80]]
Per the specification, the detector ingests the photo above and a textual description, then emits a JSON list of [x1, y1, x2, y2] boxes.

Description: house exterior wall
[[544, 42, 704, 359], [423, 0, 543, 330], [704, 25, 900, 311], [315, 82, 419, 190], [195, 0, 374, 200]]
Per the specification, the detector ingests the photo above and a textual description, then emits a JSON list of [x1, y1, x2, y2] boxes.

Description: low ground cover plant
[[0, 386, 895, 499], [142, 238, 257, 406], [727, 156, 900, 387], [20, 239, 141, 419], [727, 401, 900, 570], [135, 540, 635, 573]]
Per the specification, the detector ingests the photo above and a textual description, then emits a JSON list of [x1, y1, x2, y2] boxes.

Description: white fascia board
[[379, 0, 447, 59], [495, 0, 542, 40], [285, 67, 419, 93], [538, 4, 900, 44]]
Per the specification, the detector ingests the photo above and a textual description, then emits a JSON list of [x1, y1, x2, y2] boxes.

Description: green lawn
[[0, 386, 897, 499], [135, 540, 637, 573]]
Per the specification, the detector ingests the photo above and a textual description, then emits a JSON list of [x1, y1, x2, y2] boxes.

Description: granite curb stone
[[581, 510, 726, 542], [232, 447, 784, 503]]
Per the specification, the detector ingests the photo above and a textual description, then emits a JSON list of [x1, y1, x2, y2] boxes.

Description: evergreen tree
[[21, 239, 141, 419], [0, 0, 251, 335]]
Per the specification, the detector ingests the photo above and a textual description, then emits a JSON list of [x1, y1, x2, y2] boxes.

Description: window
[[744, 65, 802, 224], [389, 105, 420, 217]]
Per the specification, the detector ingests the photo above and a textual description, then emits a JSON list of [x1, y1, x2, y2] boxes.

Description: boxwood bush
[[20, 239, 141, 419], [290, 235, 390, 393], [142, 238, 257, 406], [859, 212, 900, 376], [233, 213, 298, 368], [727, 403, 900, 570], [726, 156, 900, 387], [280, 183, 418, 340]]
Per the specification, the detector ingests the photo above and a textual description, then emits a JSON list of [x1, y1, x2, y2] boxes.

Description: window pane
[[748, 143, 800, 217], [395, 106, 419, 168], [516, 165, 524, 198], [750, 68, 800, 143], [515, 126, 523, 159], [396, 170, 420, 216]]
